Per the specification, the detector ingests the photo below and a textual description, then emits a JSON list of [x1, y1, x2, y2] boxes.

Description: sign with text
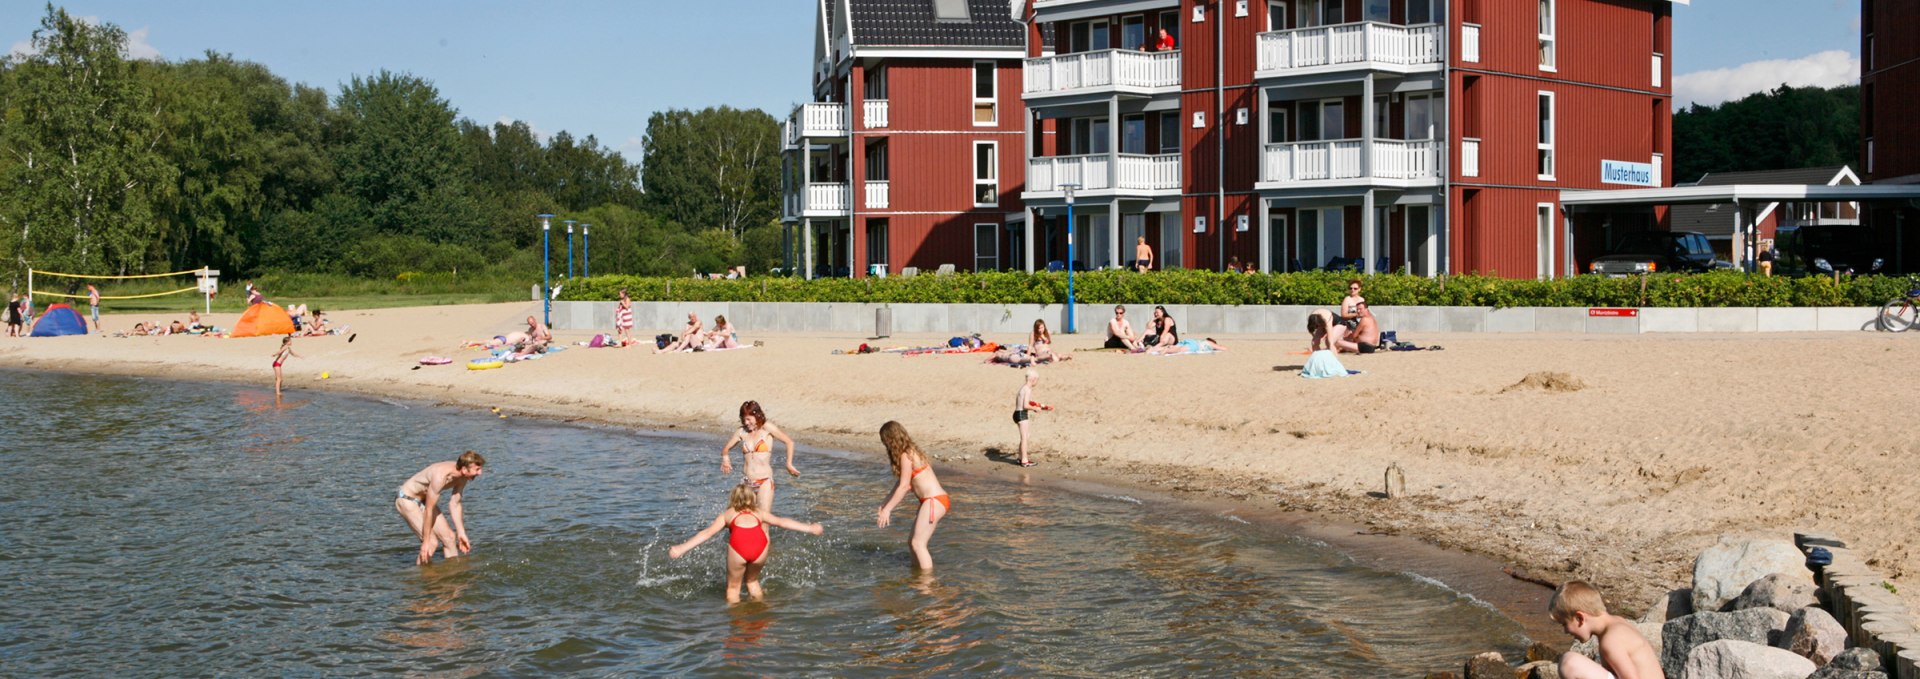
[[1588, 308, 1639, 317], [1600, 160, 1657, 187]]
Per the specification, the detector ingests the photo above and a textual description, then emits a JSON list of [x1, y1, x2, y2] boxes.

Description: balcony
[[865, 180, 889, 209], [1461, 138, 1480, 178], [785, 182, 850, 219], [1023, 50, 1180, 99], [1025, 153, 1180, 198], [784, 103, 849, 147], [1255, 22, 1442, 80], [864, 100, 889, 129], [1259, 139, 1440, 188]]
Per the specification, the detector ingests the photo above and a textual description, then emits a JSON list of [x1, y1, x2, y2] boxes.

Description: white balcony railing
[[1462, 138, 1480, 178], [1257, 22, 1442, 74], [1261, 139, 1440, 183], [1652, 53, 1664, 88], [1026, 153, 1180, 193], [864, 100, 889, 129], [1651, 153, 1663, 186], [865, 180, 889, 209], [1462, 23, 1481, 63], [790, 182, 847, 215], [1023, 49, 1180, 96], [787, 102, 849, 144], [1115, 154, 1180, 190]]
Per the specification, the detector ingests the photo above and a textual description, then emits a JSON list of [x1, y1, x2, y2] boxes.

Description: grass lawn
[[101, 291, 528, 314]]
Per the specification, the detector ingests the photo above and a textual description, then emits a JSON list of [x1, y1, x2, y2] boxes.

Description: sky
[[4, 1, 1866, 161]]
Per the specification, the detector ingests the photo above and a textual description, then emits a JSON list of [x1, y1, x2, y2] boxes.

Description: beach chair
[[1046, 260, 1066, 272], [935, 264, 956, 277], [900, 267, 919, 278]]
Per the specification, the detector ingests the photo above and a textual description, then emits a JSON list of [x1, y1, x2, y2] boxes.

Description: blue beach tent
[[29, 303, 87, 337]]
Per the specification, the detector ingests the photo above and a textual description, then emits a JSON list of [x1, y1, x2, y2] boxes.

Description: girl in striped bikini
[[875, 421, 950, 571], [669, 483, 822, 604]]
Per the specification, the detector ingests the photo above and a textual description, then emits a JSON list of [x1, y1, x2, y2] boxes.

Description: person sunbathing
[[990, 345, 1034, 367], [1349, 302, 1382, 354], [656, 313, 702, 353], [1028, 319, 1071, 363], [1105, 306, 1144, 351], [700, 315, 739, 350], [1148, 337, 1225, 355]]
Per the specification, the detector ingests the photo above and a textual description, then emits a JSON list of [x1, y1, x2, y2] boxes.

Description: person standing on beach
[[6, 293, 21, 337], [614, 288, 634, 341], [876, 421, 950, 571], [270, 336, 301, 396], [1013, 370, 1053, 468], [719, 400, 799, 512], [396, 451, 487, 566], [87, 284, 101, 333]]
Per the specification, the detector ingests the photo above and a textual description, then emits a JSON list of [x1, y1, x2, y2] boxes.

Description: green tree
[[332, 70, 479, 243], [640, 106, 780, 239], [1674, 84, 1859, 182], [0, 5, 174, 278]]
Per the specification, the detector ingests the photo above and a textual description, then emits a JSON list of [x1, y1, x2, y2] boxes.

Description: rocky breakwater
[[1427, 534, 1917, 679]]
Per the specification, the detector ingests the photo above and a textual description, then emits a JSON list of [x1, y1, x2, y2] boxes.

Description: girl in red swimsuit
[[270, 336, 301, 397], [669, 483, 823, 604], [875, 420, 950, 572]]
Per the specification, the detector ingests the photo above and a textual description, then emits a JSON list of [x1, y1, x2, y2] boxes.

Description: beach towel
[[1300, 350, 1357, 379]]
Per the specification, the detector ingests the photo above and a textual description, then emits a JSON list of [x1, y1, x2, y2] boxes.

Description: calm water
[[0, 370, 1529, 676]]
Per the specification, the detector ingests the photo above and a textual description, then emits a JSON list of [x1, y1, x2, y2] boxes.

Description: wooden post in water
[[1384, 462, 1407, 499]]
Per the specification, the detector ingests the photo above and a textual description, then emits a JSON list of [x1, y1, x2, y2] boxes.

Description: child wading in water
[[669, 483, 823, 604], [718, 400, 800, 512], [1550, 580, 1664, 679], [1013, 369, 1053, 467], [271, 336, 301, 396], [875, 421, 950, 571]]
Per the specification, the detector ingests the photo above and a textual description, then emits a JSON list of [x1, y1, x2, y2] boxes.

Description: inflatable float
[[419, 356, 453, 366], [466, 358, 505, 371]]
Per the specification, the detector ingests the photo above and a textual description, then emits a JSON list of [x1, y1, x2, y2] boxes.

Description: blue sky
[[5, 1, 1863, 160]]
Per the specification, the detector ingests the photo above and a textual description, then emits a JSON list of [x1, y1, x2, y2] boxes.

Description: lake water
[[0, 370, 1530, 675]]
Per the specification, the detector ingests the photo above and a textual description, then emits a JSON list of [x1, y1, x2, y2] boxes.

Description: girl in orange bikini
[[669, 483, 823, 604], [718, 401, 799, 512], [875, 420, 950, 571]]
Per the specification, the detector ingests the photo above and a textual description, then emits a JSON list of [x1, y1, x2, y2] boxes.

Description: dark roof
[[846, 0, 1026, 48], [1671, 166, 1852, 238]]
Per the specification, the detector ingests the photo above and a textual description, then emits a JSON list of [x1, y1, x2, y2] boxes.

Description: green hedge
[[556, 270, 1912, 308]]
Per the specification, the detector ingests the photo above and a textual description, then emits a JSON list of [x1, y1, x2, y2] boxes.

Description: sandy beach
[[10, 302, 1919, 624]]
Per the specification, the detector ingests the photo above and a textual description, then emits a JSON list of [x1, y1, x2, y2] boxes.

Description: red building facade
[[1863, 0, 1920, 185], [1017, 0, 1679, 277]]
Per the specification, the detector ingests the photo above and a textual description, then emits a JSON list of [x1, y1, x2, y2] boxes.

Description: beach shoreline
[[11, 301, 1917, 641]]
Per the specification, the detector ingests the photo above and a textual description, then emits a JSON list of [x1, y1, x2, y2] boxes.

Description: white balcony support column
[[1361, 189, 1376, 274], [1257, 86, 1270, 183], [1107, 95, 1121, 187], [1110, 198, 1122, 269], [1257, 197, 1271, 272], [1024, 206, 1037, 272], [803, 218, 815, 280], [1361, 73, 1375, 178]]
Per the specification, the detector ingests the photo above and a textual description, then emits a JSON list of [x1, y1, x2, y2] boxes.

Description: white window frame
[[1322, 98, 1345, 140], [1121, 113, 1147, 154], [1158, 10, 1180, 47], [1268, 1, 1287, 31], [1405, 93, 1434, 140], [1268, 212, 1288, 272], [1122, 14, 1147, 51], [972, 61, 998, 126], [1373, 95, 1389, 141], [974, 141, 999, 207], [1364, 0, 1389, 22], [1090, 18, 1111, 50], [1297, 207, 1344, 269], [1536, 203, 1555, 279], [1407, 0, 1434, 24], [1536, 91, 1555, 180], [1538, 0, 1556, 71], [1269, 107, 1288, 144], [974, 223, 999, 272]]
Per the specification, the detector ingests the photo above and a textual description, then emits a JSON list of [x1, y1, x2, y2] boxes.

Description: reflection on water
[[0, 370, 1528, 675]]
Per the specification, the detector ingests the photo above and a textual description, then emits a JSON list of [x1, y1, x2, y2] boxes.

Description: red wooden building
[[1016, 0, 1681, 277], [1863, 0, 1920, 185], [782, 0, 1032, 278]]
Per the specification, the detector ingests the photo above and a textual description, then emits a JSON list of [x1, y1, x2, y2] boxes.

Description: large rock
[[1462, 652, 1509, 679], [1663, 608, 1793, 677], [1516, 660, 1561, 679], [1807, 646, 1890, 679], [1683, 639, 1817, 679], [1728, 573, 1822, 613], [1694, 538, 1814, 614], [1782, 606, 1849, 665], [1642, 587, 1695, 625]]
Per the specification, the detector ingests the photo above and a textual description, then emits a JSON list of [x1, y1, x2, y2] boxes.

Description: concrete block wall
[[1793, 532, 1920, 679], [549, 301, 1885, 336]]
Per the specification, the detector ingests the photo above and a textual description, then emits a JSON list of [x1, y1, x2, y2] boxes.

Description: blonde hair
[[456, 450, 487, 470], [727, 483, 759, 513], [879, 420, 923, 476], [1549, 581, 1608, 621]]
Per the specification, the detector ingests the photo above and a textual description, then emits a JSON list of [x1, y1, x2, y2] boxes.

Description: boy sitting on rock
[[1551, 580, 1664, 679]]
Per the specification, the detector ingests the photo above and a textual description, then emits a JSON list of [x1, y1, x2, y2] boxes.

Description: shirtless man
[[1105, 306, 1143, 351], [1349, 302, 1382, 354], [1134, 237, 1154, 272], [396, 451, 487, 565], [525, 316, 553, 344], [656, 312, 702, 353]]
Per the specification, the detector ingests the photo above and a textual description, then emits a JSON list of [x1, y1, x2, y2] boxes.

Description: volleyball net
[[27, 267, 212, 301]]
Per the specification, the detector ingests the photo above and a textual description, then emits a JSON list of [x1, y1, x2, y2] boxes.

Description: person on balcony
[[1155, 28, 1176, 51]]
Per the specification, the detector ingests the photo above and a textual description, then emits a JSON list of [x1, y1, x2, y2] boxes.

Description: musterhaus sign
[[1601, 160, 1657, 187]]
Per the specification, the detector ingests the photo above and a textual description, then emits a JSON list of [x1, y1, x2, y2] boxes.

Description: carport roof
[[1558, 184, 1920, 207]]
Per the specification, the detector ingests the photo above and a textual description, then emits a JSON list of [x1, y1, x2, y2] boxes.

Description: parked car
[[1588, 230, 1726, 275], [1773, 224, 1885, 276]]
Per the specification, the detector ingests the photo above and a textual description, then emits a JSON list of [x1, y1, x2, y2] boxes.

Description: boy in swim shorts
[[1550, 580, 1663, 679], [1013, 369, 1052, 467], [395, 451, 487, 565]]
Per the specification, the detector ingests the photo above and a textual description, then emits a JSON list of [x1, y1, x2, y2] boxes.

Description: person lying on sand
[[990, 345, 1034, 367], [1148, 337, 1225, 355]]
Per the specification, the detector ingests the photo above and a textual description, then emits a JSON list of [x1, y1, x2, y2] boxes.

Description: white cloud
[[496, 116, 550, 143], [619, 136, 646, 159], [1673, 50, 1859, 109], [7, 16, 161, 61]]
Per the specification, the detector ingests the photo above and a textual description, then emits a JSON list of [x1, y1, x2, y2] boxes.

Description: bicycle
[[1879, 277, 1920, 332]]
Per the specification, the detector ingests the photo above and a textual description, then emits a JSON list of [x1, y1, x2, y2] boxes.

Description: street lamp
[[582, 223, 591, 278], [564, 220, 577, 278], [1063, 183, 1080, 334], [538, 214, 554, 328]]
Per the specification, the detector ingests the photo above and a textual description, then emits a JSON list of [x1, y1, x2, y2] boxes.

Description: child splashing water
[[875, 421, 950, 571], [669, 483, 823, 604]]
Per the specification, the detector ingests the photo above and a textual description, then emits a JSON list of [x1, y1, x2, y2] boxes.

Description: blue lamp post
[[538, 214, 554, 327], [1063, 184, 1080, 334], [564, 220, 577, 278], [582, 223, 591, 277]]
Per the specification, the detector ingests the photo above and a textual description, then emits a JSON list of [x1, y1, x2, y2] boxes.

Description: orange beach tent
[[231, 302, 294, 337]]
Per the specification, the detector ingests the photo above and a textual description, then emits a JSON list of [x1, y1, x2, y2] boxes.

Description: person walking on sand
[[6, 293, 22, 337], [1135, 236, 1154, 272], [669, 482, 823, 604], [87, 284, 101, 333], [1013, 370, 1053, 467], [396, 451, 487, 566], [614, 288, 634, 341], [271, 336, 301, 396], [876, 421, 950, 571], [719, 400, 800, 512]]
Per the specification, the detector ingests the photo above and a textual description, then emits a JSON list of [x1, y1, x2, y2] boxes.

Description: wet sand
[[11, 302, 1918, 630]]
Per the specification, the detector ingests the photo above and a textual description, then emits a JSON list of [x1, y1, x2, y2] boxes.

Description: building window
[[1069, 19, 1111, 53], [1071, 117, 1112, 155], [1405, 93, 1433, 140], [1538, 0, 1556, 70], [865, 140, 889, 181], [1122, 15, 1146, 50], [1536, 204, 1555, 279], [1268, 1, 1287, 31], [1536, 91, 1555, 180], [1364, 0, 1388, 22], [864, 64, 888, 100], [1158, 10, 1180, 47], [1408, 0, 1433, 24], [1324, 0, 1344, 25], [1322, 99, 1345, 139], [974, 142, 998, 207], [973, 61, 997, 125], [974, 223, 999, 272], [1373, 96, 1388, 140], [1268, 106, 1288, 144], [1122, 114, 1147, 154], [1159, 113, 1181, 154]]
